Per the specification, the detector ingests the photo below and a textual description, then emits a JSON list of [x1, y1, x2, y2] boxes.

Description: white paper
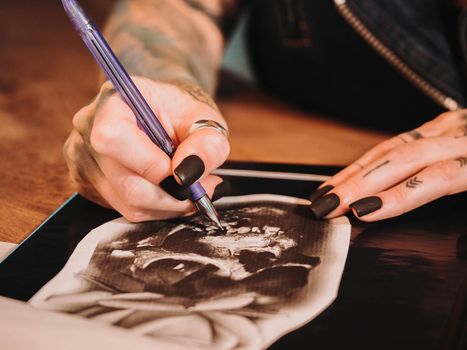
[[30, 195, 351, 350]]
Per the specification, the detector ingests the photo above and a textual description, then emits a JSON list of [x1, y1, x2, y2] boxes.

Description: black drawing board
[[0, 161, 466, 349]]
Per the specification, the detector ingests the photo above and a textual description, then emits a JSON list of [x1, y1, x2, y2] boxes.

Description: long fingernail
[[212, 180, 232, 201], [174, 155, 205, 187], [160, 176, 192, 201], [309, 193, 340, 219], [350, 196, 382, 217], [308, 185, 334, 203]]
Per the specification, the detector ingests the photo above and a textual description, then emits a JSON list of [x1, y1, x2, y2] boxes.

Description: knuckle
[[121, 209, 148, 223], [433, 161, 459, 183], [63, 132, 85, 163], [205, 132, 231, 161], [436, 111, 456, 123], [339, 179, 364, 205], [68, 166, 83, 184], [72, 106, 93, 134], [389, 143, 419, 165], [377, 138, 398, 152], [385, 189, 407, 215], [90, 125, 117, 154], [119, 176, 148, 208]]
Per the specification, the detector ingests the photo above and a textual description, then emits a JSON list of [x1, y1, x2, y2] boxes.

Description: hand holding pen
[[61, 1, 230, 226]]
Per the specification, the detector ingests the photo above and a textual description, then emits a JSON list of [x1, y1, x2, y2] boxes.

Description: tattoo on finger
[[363, 160, 390, 178], [406, 176, 423, 189], [355, 163, 364, 170], [398, 130, 423, 143], [407, 130, 423, 140], [456, 157, 467, 167], [454, 125, 467, 139]]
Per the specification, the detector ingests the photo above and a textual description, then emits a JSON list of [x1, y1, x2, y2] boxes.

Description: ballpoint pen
[[61, 0, 223, 229]]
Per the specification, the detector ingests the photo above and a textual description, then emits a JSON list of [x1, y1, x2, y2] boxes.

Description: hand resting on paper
[[309, 110, 467, 221], [63, 78, 230, 222]]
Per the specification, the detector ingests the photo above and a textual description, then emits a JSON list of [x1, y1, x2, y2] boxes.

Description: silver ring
[[188, 119, 229, 138]]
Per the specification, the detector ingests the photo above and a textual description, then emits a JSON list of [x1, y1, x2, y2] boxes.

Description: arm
[[104, 0, 244, 97], [63, 0, 246, 221]]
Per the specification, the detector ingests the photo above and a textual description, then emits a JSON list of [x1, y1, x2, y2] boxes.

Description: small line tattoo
[[397, 135, 409, 144], [355, 163, 364, 170], [363, 160, 390, 178], [456, 157, 467, 167], [406, 176, 423, 189], [407, 130, 423, 140]]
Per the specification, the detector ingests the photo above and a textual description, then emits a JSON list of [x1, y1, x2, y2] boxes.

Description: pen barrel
[[189, 182, 207, 202]]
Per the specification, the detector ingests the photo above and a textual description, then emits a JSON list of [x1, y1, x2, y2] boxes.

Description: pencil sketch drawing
[[30, 194, 351, 350]]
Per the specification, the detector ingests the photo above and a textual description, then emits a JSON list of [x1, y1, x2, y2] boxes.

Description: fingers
[[90, 94, 174, 185], [350, 157, 467, 221], [323, 135, 406, 188], [309, 135, 467, 219], [94, 155, 223, 222], [67, 78, 229, 220], [91, 84, 229, 190], [318, 111, 467, 192], [171, 127, 230, 186]]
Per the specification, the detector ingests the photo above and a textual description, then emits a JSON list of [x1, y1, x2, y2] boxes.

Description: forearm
[[104, 0, 227, 98]]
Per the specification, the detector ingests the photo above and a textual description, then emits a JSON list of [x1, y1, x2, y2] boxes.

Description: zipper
[[334, 0, 461, 111]]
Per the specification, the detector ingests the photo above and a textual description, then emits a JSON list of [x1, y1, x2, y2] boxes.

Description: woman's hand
[[309, 110, 467, 221], [63, 77, 230, 222]]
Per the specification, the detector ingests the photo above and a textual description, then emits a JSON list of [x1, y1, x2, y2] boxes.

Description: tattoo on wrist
[[406, 176, 423, 189], [456, 157, 467, 167], [105, 0, 225, 96], [166, 80, 219, 112], [363, 160, 390, 178]]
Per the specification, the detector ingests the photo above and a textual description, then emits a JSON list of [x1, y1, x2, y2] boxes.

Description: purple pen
[[61, 0, 223, 229]]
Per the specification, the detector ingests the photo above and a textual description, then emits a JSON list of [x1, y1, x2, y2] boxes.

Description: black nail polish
[[212, 180, 232, 201], [160, 176, 192, 201], [174, 155, 205, 187], [309, 193, 340, 219], [350, 196, 382, 217], [308, 185, 334, 203]]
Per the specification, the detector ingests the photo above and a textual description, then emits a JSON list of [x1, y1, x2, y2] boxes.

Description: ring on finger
[[188, 119, 229, 139]]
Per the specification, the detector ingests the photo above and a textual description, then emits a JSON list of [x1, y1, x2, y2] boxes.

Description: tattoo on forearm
[[406, 176, 423, 189], [456, 157, 467, 167], [363, 160, 390, 178], [104, 0, 234, 98]]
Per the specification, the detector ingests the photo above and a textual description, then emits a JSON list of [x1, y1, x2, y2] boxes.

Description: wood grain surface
[[0, 1, 388, 244]]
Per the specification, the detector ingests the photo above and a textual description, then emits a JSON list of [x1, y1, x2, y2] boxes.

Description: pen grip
[[189, 183, 207, 202]]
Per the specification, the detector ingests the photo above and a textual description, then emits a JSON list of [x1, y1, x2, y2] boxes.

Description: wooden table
[[0, 0, 387, 244]]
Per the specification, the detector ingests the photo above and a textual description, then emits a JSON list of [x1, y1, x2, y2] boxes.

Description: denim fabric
[[346, 0, 466, 105]]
